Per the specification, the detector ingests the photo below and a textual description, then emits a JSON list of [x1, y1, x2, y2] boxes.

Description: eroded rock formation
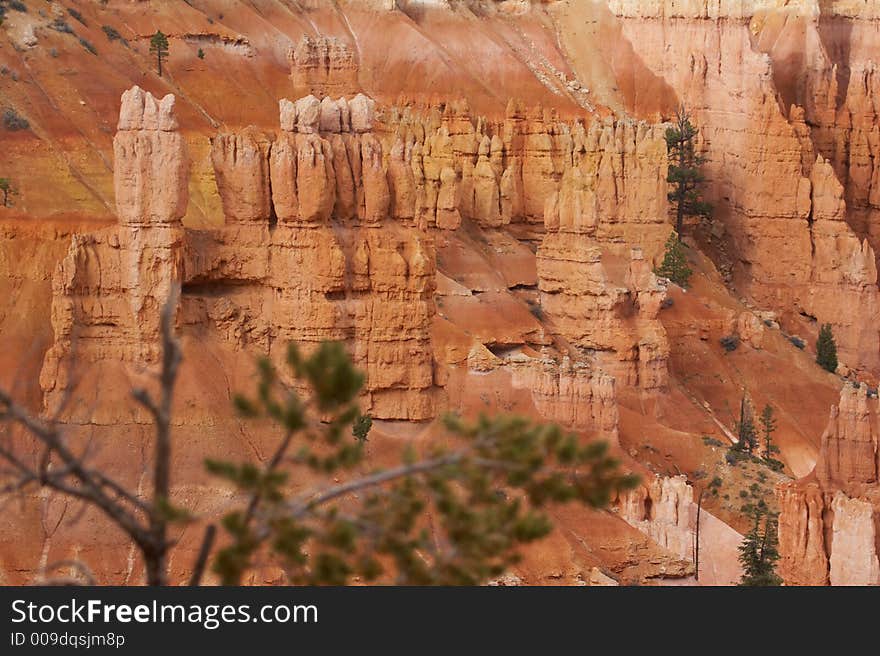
[[619, 474, 696, 562], [537, 242, 670, 391], [777, 383, 880, 585], [41, 87, 188, 413], [43, 88, 438, 421], [289, 36, 360, 98], [602, 0, 880, 376]]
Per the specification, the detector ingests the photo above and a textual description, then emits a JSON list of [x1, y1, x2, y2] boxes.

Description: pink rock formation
[[200, 94, 438, 419], [544, 118, 670, 260], [211, 128, 273, 224], [777, 383, 880, 585], [800, 157, 880, 372], [509, 356, 619, 436], [113, 86, 187, 227], [42, 87, 188, 413], [828, 492, 880, 586], [603, 1, 880, 376], [619, 475, 696, 562], [289, 36, 360, 98], [43, 89, 439, 421], [537, 240, 670, 391], [817, 382, 879, 492]]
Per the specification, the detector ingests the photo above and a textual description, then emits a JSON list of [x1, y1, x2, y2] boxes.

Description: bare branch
[[288, 451, 469, 519], [0, 288, 184, 586], [188, 524, 217, 587]]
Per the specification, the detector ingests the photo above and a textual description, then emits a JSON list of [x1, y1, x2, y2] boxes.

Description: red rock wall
[[777, 383, 880, 585], [601, 1, 880, 376]]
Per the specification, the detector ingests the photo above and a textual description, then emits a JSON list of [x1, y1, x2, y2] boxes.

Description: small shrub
[[68, 8, 87, 26], [693, 469, 707, 480], [702, 436, 723, 447], [763, 457, 785, 472], [709, 476, 723, 489], [660, 297, 674, 310], [3, 108, 29, 131], [788, 335, 805, 350], [49, 48, 58, 58], [352, 414, 372, 443], [739, 489, 749, 499], [8, 1, 27, 12], [102, 25, 122, 41], [527, 302, 544, 322], [726, 448, 748, 466], [50, 18, 74, 34], [79, 38, 97, 55], [197, 47, 205, 59], [720, 335, 740, 352]]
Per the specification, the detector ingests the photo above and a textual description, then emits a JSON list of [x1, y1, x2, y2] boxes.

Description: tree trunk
[[676, 134, 686, 238], [694, 490, 702, 581], [144, 546, 167, 586]]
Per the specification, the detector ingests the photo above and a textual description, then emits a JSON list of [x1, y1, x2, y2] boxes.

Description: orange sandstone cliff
[[1, 0, 880, 585]]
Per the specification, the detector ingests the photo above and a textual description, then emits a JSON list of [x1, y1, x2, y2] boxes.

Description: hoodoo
[[1, 0, 879, 589]]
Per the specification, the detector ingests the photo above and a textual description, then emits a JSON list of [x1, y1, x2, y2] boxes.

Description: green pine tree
[[666, 106, 712, 239], [352, 413, 372, 443], [150, 30, 169, 77], [759, 404, 778, 459], [0, 177, 14, 207], [816, 323, 838, 373], [734, 394, 758, 454], [655, 231, 693, 287], [197, 48, 205, 60], [738, 508, 782, 586]]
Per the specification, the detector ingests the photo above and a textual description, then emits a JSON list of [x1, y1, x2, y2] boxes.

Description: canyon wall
[[9, 0, 878, 585], [593, 0, 880, 375], [42, 83, 672, 426], [777, 383, 880, 585], [42, 87, 439, 421]]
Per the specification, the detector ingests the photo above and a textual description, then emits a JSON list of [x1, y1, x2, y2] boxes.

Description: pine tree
[[738, 508, 782, 586], [0, 177, 13, 207], [197, 48, 205, 60], [666, 106, 712, 239], [734, 394, 758, 454], [816, 323, 838, 373], [352, 413, 372, 443], [150, 30, 169, 77], [654, 231, 693, 288], [759, 404, 778, 459]]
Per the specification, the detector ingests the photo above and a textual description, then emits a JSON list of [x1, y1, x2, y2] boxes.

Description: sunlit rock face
[[778, 384, 880, 586], [6, 0, 880, 586]]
